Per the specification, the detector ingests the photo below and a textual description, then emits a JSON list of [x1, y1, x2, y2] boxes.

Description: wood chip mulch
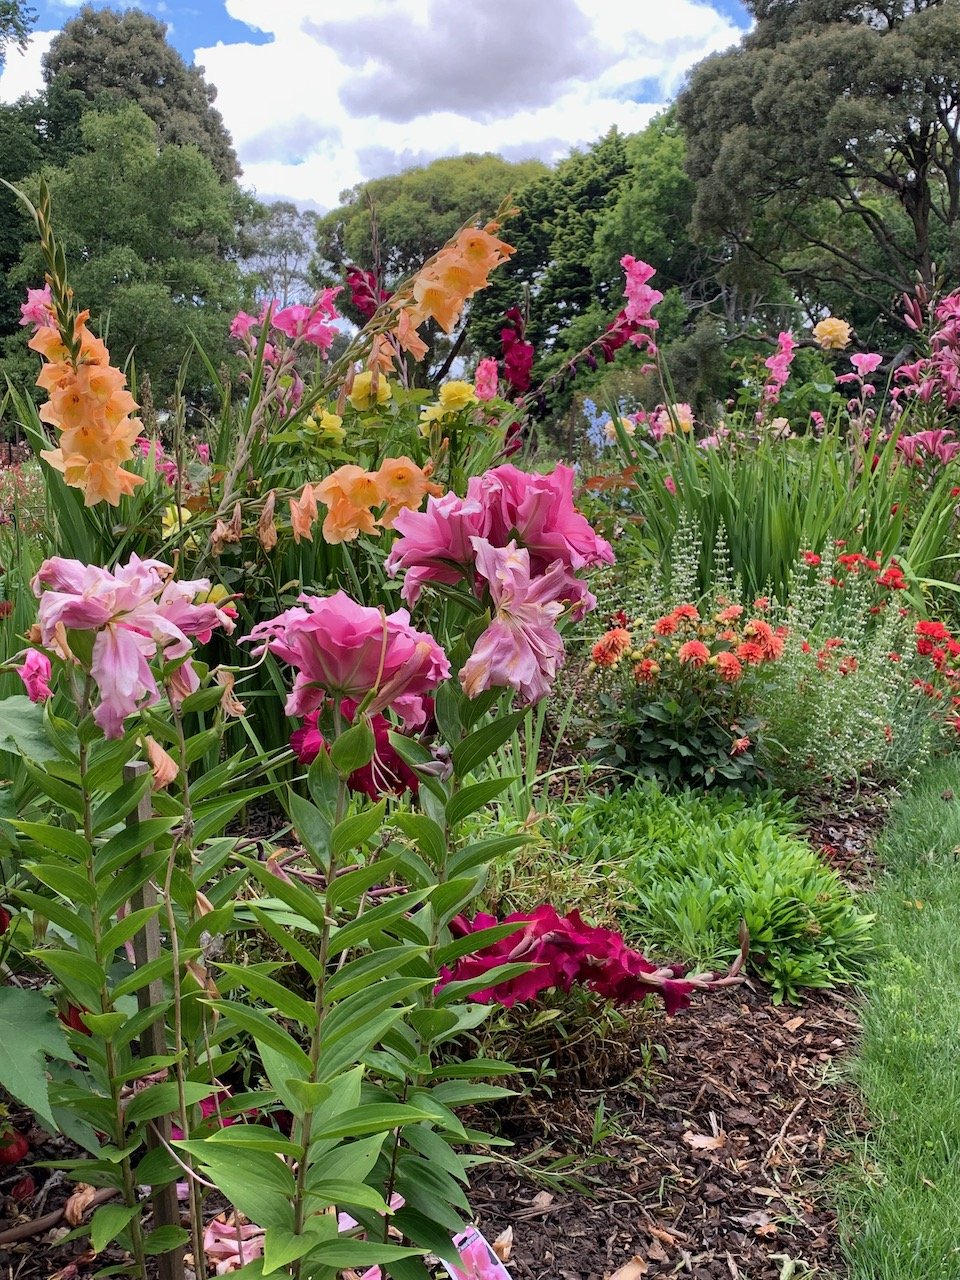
[[469, 982, 865, 1279]]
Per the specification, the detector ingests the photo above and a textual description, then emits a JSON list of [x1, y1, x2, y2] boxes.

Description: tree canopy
[[0, 1, 34, 65], [5, 103, 248, 399], [43, 5, 239, 181], [677, 0, 960, 321]]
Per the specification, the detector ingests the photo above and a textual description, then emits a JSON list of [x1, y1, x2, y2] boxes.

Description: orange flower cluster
[[590, 602, 787, 689], [290, 457, 442, 545], [405, 224, 515, 337], [30, 314, 144, 506]]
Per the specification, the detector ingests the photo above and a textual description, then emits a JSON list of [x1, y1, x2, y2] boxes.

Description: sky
[[0, 0, 751, 212]]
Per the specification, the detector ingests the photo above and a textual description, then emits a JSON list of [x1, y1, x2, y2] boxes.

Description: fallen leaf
[[755, 1221, 779, 1238], [646, 1240, 670, 1264], [530, 1190, 554, 1211], [492, 1226, 513, 1262], [783, 1016, 805, 1033], [63, 1183, 96, 1227], [608, 1255, 648, 1280], [648, 1226, 679, 1246], [683, 1130, 727, 1151]]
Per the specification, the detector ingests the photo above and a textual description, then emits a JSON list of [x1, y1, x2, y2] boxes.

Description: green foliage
[[554, 783, 872, 1004], [5, 102, 247, 401], [0, 986, 73, 1126], [678, 0, 960, 316], [0, 1, 34, 63], [835, 763, 960, 1279]]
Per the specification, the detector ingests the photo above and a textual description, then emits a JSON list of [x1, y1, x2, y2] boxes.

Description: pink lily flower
[[460, 541, 567, 704]]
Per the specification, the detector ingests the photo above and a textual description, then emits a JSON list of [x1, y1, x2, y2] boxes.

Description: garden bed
[[471, 982, 862, 1280]]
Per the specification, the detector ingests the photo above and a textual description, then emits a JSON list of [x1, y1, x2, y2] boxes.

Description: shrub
[[550, 782, 873, 1004]]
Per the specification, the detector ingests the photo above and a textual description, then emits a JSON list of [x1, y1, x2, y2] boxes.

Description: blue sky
[[3, 1, 752, 209]]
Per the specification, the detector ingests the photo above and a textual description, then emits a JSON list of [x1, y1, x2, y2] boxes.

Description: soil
[[0, 792, 879, 1280]]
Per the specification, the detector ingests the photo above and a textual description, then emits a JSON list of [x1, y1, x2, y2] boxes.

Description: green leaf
[[215, 964, 315, 1025], [25, 863, 97, 906], [125, 1082, 217, 1127], [286, 790, 331, 864], [262, 1226, 317, 1274], [306, 1240, 424, 1267], [451, 710, 528, 777], [312, 1104, 436, 1140], [206, 1126, 303, 1159], [306, 1134, 386, 1186], [177, 1144, 295, 1230], [94, 819, 177, 880], [35, 949, 104, 1009], [330, 802, 386, 860], [327, 854, 400, 914], [0, 987, 73, 1127], [143, 1226, 190, 1255], [392, 813, 445, 867], [0, 696, 59, 762], [16, 823, 89, 863], [90, 1203, 140, 1254], [445, 778, 516, 827], [206, 1001, 312, 1074], [330, 717, 376, 776], [326, 947, 425, 1002], [328, 890, 430, 957]]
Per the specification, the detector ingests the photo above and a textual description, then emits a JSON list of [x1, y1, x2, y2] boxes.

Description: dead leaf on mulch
[[682, 1129, 727, 1151], [608, 1255, 649, 1279], [62, 1184, 96, 1227], [492, 1226, 513, 1262]]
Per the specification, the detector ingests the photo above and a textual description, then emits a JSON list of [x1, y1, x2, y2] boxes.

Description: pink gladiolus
[[197, 443, 210, 464], [16, 650, 52, 702], [244, 591, 449, 725], [229, 311, 258, 341], [912, 429, 960, 464], [460, 541, 567, 704], [19, 285, 54, 331], [474, 357, 499, 402], [762, 331, 796, 404], [32, 555, 234, 738], [620, 255, 663, 351], [851, 352, 883, 377], [664, 475, 677, 495]]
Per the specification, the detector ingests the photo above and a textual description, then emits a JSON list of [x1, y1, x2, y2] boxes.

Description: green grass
[[838, 761, 960, 1278]]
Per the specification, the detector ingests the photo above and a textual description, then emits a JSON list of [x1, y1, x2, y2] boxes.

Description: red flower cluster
[[500, 307, 535, 394], [438, 906, 741, 1016], [291, 698, 423, 799], [344, 265, 391, 320]]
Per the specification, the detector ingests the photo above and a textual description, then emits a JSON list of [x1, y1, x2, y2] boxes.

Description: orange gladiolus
[[289, 483, 319, 543], [374, 456, 442, 529], [406, 224, 514, 335], [29, 312, 144, 507]]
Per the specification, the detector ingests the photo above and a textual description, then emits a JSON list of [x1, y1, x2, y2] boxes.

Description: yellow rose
[[348, 371, 392, 411], [308, 410, 345, 443], [438, 380, 478, 413], [812, 317, 852, 351], [419, 403, 445, 436]]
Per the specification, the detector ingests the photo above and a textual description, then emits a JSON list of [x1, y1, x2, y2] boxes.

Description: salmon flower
[[407, 224, 514, 334], [591, 627, 632, 668], [289, 483, 319, 544], [313, 465, 381, 543], [634, 657, 660, 683], [374, 456, 442, 529], [677, 640, 710, 667], [713, 651, 743, 682], [29, 310, 145, 507]]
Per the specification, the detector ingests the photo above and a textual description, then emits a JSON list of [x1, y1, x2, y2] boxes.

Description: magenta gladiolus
[[16, 650, 52, 703], [460, 541, 567, 704], [291, 699, 422, 800], [32, 555, 235, 738], [245, 590, 449, 725], [229, 311, 258, 341], [620, 255, 663, 351]]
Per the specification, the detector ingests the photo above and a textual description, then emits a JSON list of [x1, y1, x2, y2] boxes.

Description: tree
[[313, 152, 548, 288], [42, 5, 239, 181], [677, 0, 960, 321], [0, 1, 34, 66], [4, 102, 247, 400], [244, 201, 318, 306]]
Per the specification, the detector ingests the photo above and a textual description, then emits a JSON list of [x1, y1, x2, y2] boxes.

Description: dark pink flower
[[16, 650, 52, 702]]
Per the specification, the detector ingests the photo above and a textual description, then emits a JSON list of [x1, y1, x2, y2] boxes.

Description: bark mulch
[[470, 982, 864, 1279]]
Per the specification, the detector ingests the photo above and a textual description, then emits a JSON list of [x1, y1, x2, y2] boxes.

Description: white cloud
[[0, 29, 55, 102], [2, 2, 743, 211]]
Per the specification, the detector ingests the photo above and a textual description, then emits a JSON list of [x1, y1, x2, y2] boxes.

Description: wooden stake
[[126, 760, 185, 1280]]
